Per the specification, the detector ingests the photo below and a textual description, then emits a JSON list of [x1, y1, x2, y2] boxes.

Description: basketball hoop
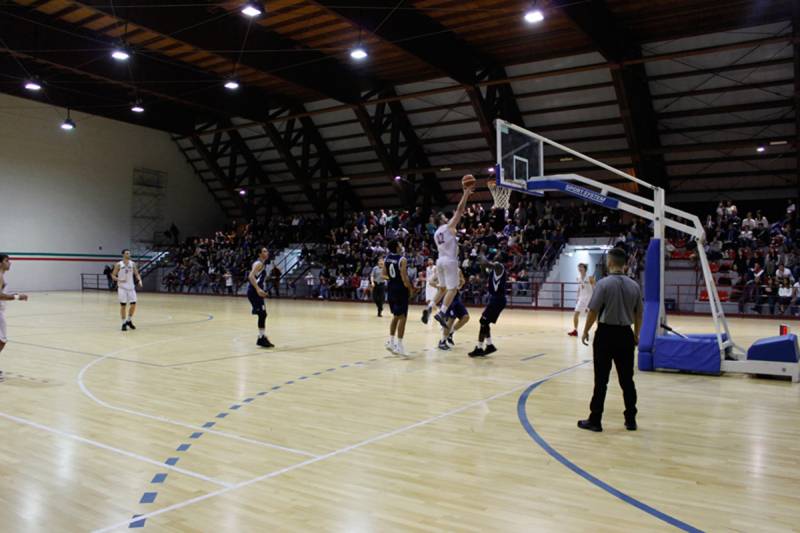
[[488, 180, 511, 210]]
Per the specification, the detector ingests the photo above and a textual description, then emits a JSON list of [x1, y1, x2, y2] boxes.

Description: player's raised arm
[[447, 175, 475, 232]]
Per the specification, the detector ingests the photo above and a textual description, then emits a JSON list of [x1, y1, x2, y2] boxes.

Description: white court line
[[93, 361, 590, 533], [0, 411, 232, 488], [77, 330, 320, 459]]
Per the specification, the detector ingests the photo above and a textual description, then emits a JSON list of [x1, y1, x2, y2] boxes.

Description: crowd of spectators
[[156, 189, 800, 317], [160, 196, 649, 304], [684, 199, 800, 316]]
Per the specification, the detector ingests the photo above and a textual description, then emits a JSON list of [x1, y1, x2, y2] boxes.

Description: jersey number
[[436, 233, 445, 245], [389, 263, 396, 278]]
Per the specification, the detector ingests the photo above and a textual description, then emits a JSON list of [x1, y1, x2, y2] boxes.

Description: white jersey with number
[[117, 260, 136, 290], [434, 225, 458, 262]]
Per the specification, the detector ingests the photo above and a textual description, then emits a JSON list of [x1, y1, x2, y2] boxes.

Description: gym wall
[[0, 93, 226, 291]]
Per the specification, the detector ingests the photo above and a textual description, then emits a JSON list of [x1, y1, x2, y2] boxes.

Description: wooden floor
[[0, 291, 798, 532]]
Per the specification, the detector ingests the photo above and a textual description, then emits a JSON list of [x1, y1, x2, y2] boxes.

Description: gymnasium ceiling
[[0, 0, 798, 218]]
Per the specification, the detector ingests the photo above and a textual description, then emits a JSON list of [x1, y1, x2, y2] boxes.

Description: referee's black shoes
[[577, 419, 603, 432]]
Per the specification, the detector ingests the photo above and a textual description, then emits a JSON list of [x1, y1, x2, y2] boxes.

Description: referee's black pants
[[589, 323, 638, 425], [373, 284, 385, 315]]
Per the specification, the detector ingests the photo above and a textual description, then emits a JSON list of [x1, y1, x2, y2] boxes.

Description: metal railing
[[81, 273, 111, 291]]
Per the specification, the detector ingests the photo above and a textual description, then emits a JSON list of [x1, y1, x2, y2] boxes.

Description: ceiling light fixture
[[224, 78, 240, 90], [769, 140, 788, 146], [756, 146, 765, 153], [131, 99, 145, 113], [439, 167, 452, 172], [61, 109, 76, 131], [24, 80, 42, 91], [111, 46, 131, 61], [241, 2, 263, 17], [238, 188, 247, 196], [351, 28, 368, 61], [524, 3, 545, 24], [350, 46, 368, 60]]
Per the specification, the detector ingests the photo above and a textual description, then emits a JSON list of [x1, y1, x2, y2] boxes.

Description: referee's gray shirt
[[588, 274, 642, 326]]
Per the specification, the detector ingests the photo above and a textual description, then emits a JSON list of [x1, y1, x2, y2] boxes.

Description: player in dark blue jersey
[[383, 240, 415, 356], [247, 246, 274, 348], [469, 262, 507, 357], [439, 270, 469, 351]]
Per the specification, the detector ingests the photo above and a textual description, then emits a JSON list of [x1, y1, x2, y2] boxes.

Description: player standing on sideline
[[248, 246, 274, 348], [568, 263, 595, 336], [0, 254, 29, 380], [432, 176, 475, 327], [436, 270, 469, 350], [112, 249, 142, 331], [384, 241, 415, 356], [469, 262, 507, 357], [420, 258, 437, 324]]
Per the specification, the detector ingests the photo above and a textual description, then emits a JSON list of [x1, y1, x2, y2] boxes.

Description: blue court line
[[124, 357, 371, 529], [517, 369, 704, 533], [520, 352, 546, 361]]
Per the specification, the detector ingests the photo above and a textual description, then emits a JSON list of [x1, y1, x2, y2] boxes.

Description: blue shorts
[[448, 300, 469, 320], [388, 287, 409, 316], [481, 299, 506, 323], [248, 290, 266, 315]]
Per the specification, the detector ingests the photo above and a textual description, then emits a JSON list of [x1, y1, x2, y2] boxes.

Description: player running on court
[[469, 262, 507, 357], [112, 249, 142, 331], [384, 240, 415, 357], [432, 176, 475, 328], [0, 254, 29, 380], [248, 246, 274, 348]]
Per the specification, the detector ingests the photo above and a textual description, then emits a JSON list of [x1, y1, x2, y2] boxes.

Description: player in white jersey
[[112, 249, 142, 331], [431, 176, 474, 329], [0, 254, 29, 380], [420, 258, 437, 324], [568, 263, 595, 337]]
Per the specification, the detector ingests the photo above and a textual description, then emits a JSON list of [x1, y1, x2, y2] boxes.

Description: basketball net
[[487, 180, 511, 210]]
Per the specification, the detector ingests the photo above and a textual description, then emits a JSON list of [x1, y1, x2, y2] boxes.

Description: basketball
[[462, 174, 476, 189]]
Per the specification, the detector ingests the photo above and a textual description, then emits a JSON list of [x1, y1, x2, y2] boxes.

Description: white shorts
[[425, 285, 438, 303], [436, 258, 459, 290], [575, 297, 591, 313], [0, 312, 6, 343], [118, 287, 137, 304]]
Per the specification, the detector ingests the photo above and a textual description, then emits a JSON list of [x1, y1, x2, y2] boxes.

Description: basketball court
[[0, 292, 796, 532]]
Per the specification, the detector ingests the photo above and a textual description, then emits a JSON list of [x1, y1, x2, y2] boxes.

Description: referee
[[579, 247, 642, 432], [370, 257, 387, 317]]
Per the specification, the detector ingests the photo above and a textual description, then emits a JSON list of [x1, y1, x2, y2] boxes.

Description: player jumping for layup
[[432, 176, 474, 329], [384, 240, 415, 357], [469, 262, 507, 357], [0, 254, 29, 380], [112, 249, 142, 331], [248, 246, 274, 348]]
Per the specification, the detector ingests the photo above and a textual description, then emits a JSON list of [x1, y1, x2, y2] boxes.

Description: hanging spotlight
[[224, 78, 240, 90], [111, 45, 131, 61], [487, 167, 496, 174], [524, 5, 545, 24], [131, 99, 145, 113], [60, 109, 76, 131], [238, 188, 247, 196], [24, 80, 42, 91], [350, 46, 368, 60], [756, 146, 765, 153], [240, 2, 263, 18]]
